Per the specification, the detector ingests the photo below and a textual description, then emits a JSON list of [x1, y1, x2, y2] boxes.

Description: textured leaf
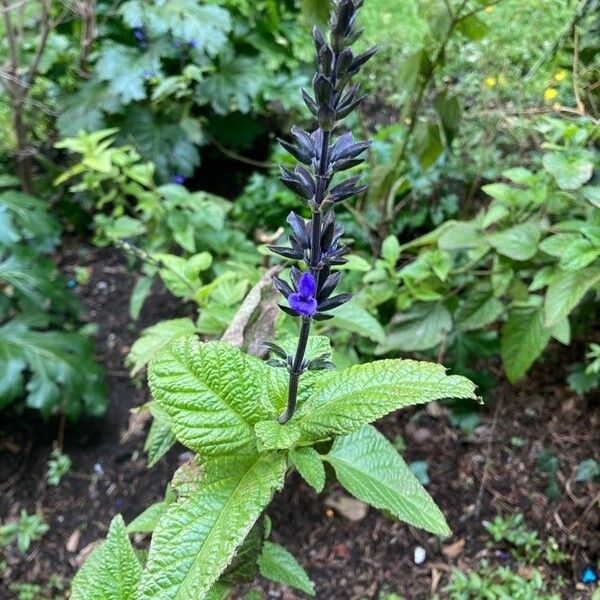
[[255, 420, 301, 452], [326, 425, 450, 536], [258, 542, 315, 596], [278, 336, 332, 363], [544, 268, 600, 327], [149, 338, 272, 456], [543, 152, 593, 190], [289, 447, 325, 493], [501, 305, 551, 383], [127, 318, 197, 376], [488, 223, 540, 261], [127, 489, 175, 534], [138, 453, 286, 600], [559, 239, 600, 271], [293, 359, 476, 439], [71, 515, 141, 600]]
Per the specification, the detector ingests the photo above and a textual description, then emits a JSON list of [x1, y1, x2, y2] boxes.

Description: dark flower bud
[[336, 48, 354, 77], [313, 74, 334, 105], [272, 275, 294, 298], [333, 0, 355, 39], [312, 26, 326, 52], [312, 312, 335, 321], [280, 166, 314, 200], [290, 265, 303, 288], [287, 212, 310, 248], [318, 104, 337, 131], [345, 26, 364, 45], [307, 356, 335, 370], [317, 271, 342, 301], [331, 136, 371, 161], [278, 138, 311, 165], [318, 292, 353, 312], [319, 45, 334, 76], [332, 157, 364, 172], [268, 245, 303, 260]]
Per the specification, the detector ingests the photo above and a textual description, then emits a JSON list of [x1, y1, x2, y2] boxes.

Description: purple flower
[[188, 39, 197, 49], [289, 272, 317, 317], [133, 27, 145, 42], [171, 174, 185, 185]]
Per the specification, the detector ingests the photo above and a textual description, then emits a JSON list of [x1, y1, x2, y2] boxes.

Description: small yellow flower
[[485, 77, 497, 88], [544, 88, 558, 102], [484, 5, 495, 13], [554, 70, 568, 82]]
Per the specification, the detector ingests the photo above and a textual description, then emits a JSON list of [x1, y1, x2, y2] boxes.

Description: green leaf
[[326, 425, 450, 536], [457, 14, 488, 40], [501, 305, 551, 383], [127, 318, 198, 376], [289, 447, 325, 493], [375, 303, 452, 353], [544, 268, 600, 327], [583, 186, 600, 208], [127, 489, 175, 534], [550, 317, 571, 345], [145, 404, 176, 467], [559, 239, 600, 271], [71, 515, 141, 600], [254, 420, 301, 452], [293, 359, 476, 439], [277, 336, 332, 364], [148, 338, 272, 456], [575, 459, 600, 482], [258, 541, 315, 596], [455, 288, 504, 331], [488, 223, 540, 261], [381, 235, 401, 266], [543, 152, 593, 190], [130, 276, 154, 320], [138, 453, 286, 600], [539, 233, 581, 257], [329, 300, 386, 344]]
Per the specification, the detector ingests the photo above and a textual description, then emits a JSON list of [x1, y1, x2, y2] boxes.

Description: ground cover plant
[[69, 3, 477, 598]]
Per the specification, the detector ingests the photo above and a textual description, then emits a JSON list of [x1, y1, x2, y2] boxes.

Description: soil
[[1, 244, 599, 600]]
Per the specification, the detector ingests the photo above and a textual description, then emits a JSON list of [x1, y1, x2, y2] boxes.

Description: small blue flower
[[133, 27, 145, 42], [188, 39, 197, 48], [581, 565, 598, 584], [171, 174, 185, 185], [289, 272, 317, 317], [142, 69, 155, 79], [66, 278, 77, 289]]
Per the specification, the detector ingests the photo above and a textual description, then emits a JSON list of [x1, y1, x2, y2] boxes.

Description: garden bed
[[1, 244, 598, 600]]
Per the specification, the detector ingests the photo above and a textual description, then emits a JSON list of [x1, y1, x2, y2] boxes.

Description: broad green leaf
[[559, 239, 600, 271], [258, 541, 315, 596], [539, 233, 581, 257], [293, 359, 476, 439], [127, 318, 197, 376], [375, 303, 452, 353], [543, 152, 593, 190], [148, 338, 272, 456], [71, 515, 141, 600], [501, 305, 551, 383], [544, 268, 600, 326], [325, 425, 450, 536], [488, 223, 540, 261], [289, 447, 325, 493], [138, 453, 286, 600], [254, 420, 301, 452], [455, 288, 504, 331], [438, 222, 483, 250], [329, 300, 386, 344], [583, 186, 600, 208]]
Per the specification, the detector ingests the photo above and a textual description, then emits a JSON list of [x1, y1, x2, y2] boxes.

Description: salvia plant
[[71, 2, 476, 599]]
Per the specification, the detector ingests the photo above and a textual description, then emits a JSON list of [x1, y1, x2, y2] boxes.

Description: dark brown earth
[[1, 244, 599, 600]]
